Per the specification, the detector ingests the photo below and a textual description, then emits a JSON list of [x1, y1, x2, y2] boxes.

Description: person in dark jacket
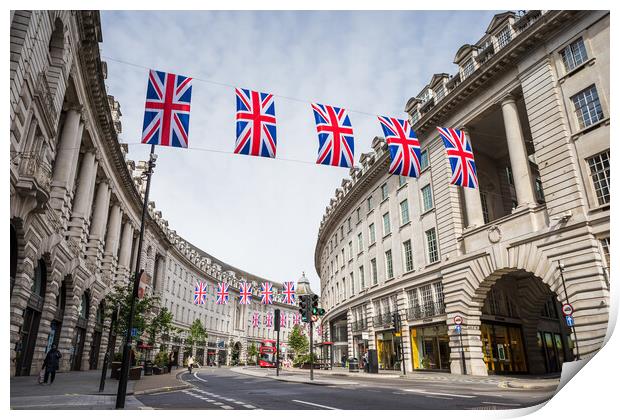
[[42, 345, 62, 384]]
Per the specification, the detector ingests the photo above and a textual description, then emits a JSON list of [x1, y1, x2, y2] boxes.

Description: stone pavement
[[10, 366, 190, 409]]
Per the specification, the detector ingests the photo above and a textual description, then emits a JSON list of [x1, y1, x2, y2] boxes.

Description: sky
[[100, 10, 499, 293]]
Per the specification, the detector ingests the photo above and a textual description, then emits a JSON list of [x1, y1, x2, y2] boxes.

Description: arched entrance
[[46, 281, 66, 356], [15, 258, 47, 376], [89, 299, 105, 369], [71, 290, 90, 370]]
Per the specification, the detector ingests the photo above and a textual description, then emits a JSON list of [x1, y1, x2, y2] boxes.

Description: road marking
[[243, 404, 256, 409], [233, 401, 246, 405], [221, 405, 234, 410], [425, 396, 453, 400], [213, 402, 223, 406], [403, 388, 476, 399], [481, 401, 521, 407], [193, 372, 208, 383], [292, 399, 339, 410]]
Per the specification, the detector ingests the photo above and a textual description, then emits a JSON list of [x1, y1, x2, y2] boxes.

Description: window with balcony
[[587, 150, 610, 205], [403, 240, 413, 272], [369, 223, 376, 244], [561, 37, 588, 72], [371, 258, 378, 285], [382, 212, 391, 236], [572, 85, 604, 129], [381, 183, 389, 201], [420, 149, 429, 171], [426, 228, 439, 263], [421, 184, 433, 212], [400, 199, 410, 225], [385, 249, 394, 279], [496, 25, 512, 49]]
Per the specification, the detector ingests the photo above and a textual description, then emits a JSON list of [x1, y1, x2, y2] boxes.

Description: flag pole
[[116, 144, 157, 409]]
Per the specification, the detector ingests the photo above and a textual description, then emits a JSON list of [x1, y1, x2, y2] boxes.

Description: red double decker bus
[[258, 339, 277, 368]]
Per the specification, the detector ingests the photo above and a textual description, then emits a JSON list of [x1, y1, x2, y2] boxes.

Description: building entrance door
[[481, 322, 527, 374], [71, 327, 85, 371], [89, 330, 102, 370], [538, 331, 566, 373], [16, 307, 41, 376]]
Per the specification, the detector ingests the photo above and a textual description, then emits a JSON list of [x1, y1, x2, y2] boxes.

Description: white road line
[[403, 388, 476, 399], [221, 405, 234, 410], [233, 401, 246, 405], [292, 399, 340, 410], [481, 401, 522, 407], [193, 372, 208, 383], [425, 396, 453, 400], [243, 404, 256, 409], [213, 402, 223, 406]]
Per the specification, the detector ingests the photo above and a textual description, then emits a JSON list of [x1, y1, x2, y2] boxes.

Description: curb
[[132, 370, 194, 396], [232, 367, 359, 386], [498, 380, 559, 391]]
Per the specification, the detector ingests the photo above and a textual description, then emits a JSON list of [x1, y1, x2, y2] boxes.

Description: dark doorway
[[89, 300, 105, 370], [10, 224, 17, 296]]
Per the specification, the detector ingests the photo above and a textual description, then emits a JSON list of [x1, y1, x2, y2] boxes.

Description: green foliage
[[293, 353, 318, 367], [288, 325, 309, 356], [146, 307, 174, 345], [185, 319, 208, 347], [247, 342, 258, 365], [154, 351, 169, 368], [113, 352, 123, 362], [104, 282, 161, 338]]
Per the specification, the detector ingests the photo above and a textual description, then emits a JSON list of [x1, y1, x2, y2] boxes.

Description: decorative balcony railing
[[407, 303, 446, 321], [350, 319, 368, 332], [373, 311, 397, 329]]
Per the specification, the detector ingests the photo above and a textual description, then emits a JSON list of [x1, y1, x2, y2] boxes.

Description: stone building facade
[[10, 10, 295, 377], [315, 11, 609, 375]]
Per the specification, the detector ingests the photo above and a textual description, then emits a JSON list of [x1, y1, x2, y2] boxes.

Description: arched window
[[32, 259, 47, 298], [78, 291, 90, 320], [56, 282, 67, 311], [96, 300, 105, 324], [48, 18, 65, 66]]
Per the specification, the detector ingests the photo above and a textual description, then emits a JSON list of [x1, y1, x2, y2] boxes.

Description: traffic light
[[311, 294, 319, 315], [299, 295, 309, 323], [392, 312, 401, 329]]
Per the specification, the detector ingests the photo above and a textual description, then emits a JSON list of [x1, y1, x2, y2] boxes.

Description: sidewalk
[[10, 366, 191, 409], [232, 365, 560, 391]]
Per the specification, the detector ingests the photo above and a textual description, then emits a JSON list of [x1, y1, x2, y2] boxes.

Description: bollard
[[99, 352, 110, 392]]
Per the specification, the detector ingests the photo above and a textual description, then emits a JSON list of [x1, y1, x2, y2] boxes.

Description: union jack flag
[[378, 116, 422, 178], [251, 312, 260, 327], [280, 313, 287, 327], [235, 88, 277, 158], [141, 70, 192, 148], [437, 127, 478, 189], [293, 313, 301, 325], [239, 282, 253, 305], [260, 282, 274, 305], [265, 312, 273, 328], [311, 103, 355, 168], [194, 282, 207, 305], [216, 282, 229, 305], [282, 281, 295, 305]]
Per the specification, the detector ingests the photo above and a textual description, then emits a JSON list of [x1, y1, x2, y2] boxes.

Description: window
[[600, 237, 610, 270], [335, 254, 339, 271], [496, 25, 512, 49], [587, 150, 610, 205], [385, 250, 394, 279], [381, 183, 389, 201], [371, 258, 378, 285], [347, 217, 352, 232], [420, 284, 434, 314], [411, 111, 420, 125], [359, 265, 365, 289], [481, 192, 490, 224], [421, 184, 433, 212], [398, 176, 407, 187], [357, 232, 363, 253], [367, 196, 373, 212], [369, 223, 376, 244], [399, 199, 410, 225], [420, 149, 429, 171], [382, 212, 391, 236], [461, 57, 475, 78], [435, 85, 445, 101], [348, 241, 353, 261], [433, 282, 445, 310], [403, 240, 414, 272], [339, 226, 344, 241], [572, 85, 604, 129], [561, 38, 588, 72], [350, 272, 355, 296], [356, 207, 361, 223], [426, 228, 439, 263], [341, 249, 345, 268]]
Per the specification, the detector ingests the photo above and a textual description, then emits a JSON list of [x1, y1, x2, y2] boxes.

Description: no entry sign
[[454, 315, 463, 325], [562, 303, 574, 316]]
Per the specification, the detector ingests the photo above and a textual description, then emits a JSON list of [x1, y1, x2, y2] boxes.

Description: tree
[[105, 282, 160, 339], [185, 319, 208, 347], [288, 325, 309, 357], [146, 306, 174, 345], [247, 342, 258, 365]]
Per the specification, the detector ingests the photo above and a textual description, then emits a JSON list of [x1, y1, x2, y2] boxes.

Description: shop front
[[375, 331, 402, 370], [352, 334, 368, 361], [480, 322, 527, 374], [410, 323, 450, 371]]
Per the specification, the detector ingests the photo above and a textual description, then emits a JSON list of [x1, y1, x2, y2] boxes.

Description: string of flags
[[140, 69, 478, 188], [196, 281, 297, 306]]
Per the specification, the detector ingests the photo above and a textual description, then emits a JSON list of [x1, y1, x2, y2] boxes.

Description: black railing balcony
[[350, 319, 367, 332], [407, 303, 446, 320], [373, 311, 396, 328], [446, 73, 461, 90]]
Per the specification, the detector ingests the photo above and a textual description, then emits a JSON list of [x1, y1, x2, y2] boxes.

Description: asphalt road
[[136, 367, 556, 410]]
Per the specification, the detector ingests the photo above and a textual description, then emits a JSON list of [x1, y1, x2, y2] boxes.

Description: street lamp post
[[115, 144, 157, 409], [558, 260, 581, 360]]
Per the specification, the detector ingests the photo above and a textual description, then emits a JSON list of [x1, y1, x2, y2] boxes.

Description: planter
[[152, 366, 162, 375], [129, 366, 142, 380], [110, 361, 122, 379]]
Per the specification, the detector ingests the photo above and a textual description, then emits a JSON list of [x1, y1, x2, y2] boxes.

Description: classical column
[[86, 180, 111, 262], [116, 222, 134, 281], [501, 95, 537, 207], [67, 150, 98, 243], [50, 107, 84, 217], [461, 129, 485, 228], [102, 204, 122, 275]]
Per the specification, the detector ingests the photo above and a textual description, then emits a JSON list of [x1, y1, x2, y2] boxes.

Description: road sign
[[311, 315, 318, 322], [131, 328, 138, 337], [455, 325, 462, 334], [454, 315, 463, 325], [566, 315, 574, 327], [562, 303, 574, 316]]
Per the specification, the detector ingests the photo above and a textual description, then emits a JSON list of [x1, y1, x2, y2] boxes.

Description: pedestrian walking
[[363, 351, 369, 372], [187, 355, 194, 374], [167, 351, 174, 374], [42, 345, 62, 385]]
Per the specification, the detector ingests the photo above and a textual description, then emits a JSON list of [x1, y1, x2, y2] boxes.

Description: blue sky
[[100, 10, 499, 292]]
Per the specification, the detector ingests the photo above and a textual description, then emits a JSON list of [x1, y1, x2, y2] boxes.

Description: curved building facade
[[315, 10, 610, 375], [10, 10, 296, 376]]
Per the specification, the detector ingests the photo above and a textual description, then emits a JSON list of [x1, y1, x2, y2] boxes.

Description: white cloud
[[100, 10, 499, 292]]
